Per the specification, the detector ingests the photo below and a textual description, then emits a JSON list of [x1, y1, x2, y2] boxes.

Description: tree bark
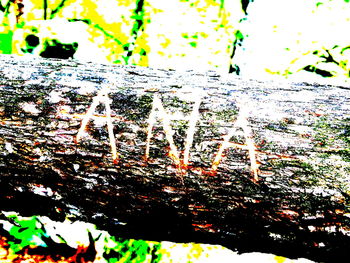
[[0, 54, 349, 262]]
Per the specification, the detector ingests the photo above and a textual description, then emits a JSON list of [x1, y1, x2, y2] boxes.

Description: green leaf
[[189, 41, 197, 48]]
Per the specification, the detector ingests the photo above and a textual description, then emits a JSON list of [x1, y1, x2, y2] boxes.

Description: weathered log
[[0, 54, 349, 262]]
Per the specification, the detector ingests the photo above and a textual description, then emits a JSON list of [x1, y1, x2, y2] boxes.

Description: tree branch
[[0, 55, 349, 262]]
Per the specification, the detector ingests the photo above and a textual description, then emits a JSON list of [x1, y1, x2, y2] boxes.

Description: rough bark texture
[[0, 54, 349, 262]]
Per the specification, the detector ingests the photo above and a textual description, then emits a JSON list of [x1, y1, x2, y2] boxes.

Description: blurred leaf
[[189, 41, 197, 47], [0, 26, 12, 54]]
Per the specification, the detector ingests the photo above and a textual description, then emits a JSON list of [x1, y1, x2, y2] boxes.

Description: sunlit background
[[0, 0, 349, 82]]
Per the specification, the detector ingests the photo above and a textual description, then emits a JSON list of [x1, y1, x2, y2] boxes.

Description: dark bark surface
[[0, 54, 349, 262]]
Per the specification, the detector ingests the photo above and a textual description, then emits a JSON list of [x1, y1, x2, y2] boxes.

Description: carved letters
[[76, 87, 118, 163]]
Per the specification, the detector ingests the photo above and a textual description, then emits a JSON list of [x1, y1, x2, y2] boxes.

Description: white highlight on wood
[[5, 142, 14, 154], [20, 102, 41, 115], [48, 91, 63, 103], [76, 87, 118, 162], [77, 83, 98, 96]]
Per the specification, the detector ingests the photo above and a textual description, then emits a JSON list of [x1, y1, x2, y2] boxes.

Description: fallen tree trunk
[[0, 54, 349, 262]]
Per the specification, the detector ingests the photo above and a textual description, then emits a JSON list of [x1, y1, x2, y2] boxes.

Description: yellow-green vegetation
[[0, 212, 238, 262], [0, 0, 243, 72], [0, 212, 314, 262], [1, 0, 350, 81]]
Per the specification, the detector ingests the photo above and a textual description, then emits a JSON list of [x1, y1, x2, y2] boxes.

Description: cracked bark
[[0, 54, 349, 262]]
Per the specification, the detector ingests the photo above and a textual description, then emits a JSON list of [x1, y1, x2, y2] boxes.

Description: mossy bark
[[0, 55, 349, 262]]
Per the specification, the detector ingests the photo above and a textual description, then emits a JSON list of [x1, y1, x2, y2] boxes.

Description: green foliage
[[103, 236, 162, 263], [0, 212, 162, 262], [0, 212, 235, 262], [293, 45, 350, 79], [1, 0, 350, 81], [0, 27, 12, 54], [3, 214, 48, 253]]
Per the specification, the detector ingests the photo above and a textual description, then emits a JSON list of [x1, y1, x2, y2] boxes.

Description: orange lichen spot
[[76, 87, 118, 163], [305, 109, 323, 117], [277, 209, 299, 220], [59, 107, 70, 115], [188, 204, 209, 212], [0, 236, 12, 262], [192, 223, 216, 233], [335, 209, 344, 215], [166, 150, 182, 168]]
